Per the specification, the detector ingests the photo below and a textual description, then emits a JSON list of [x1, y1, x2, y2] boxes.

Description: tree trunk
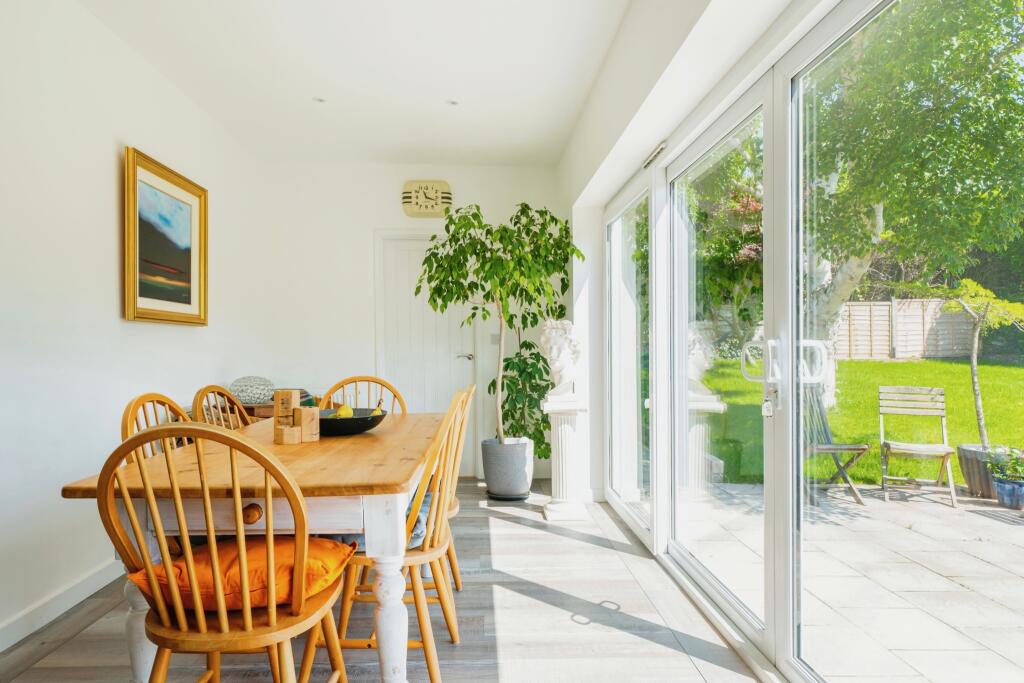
[[807, 203, 885, 407], [968, 304, 989, 450], [496, 310, 506, 443]]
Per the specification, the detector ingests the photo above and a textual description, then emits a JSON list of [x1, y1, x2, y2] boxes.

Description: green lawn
[[702, 358, 1024, 485]]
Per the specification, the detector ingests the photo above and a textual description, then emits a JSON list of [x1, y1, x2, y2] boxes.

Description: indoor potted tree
[[416, 203, 583, 499]]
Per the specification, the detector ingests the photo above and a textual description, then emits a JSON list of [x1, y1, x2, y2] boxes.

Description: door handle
[[456, 353, 474, 361]]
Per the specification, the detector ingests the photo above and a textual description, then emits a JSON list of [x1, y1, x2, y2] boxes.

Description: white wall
[[265, 162, 567, 478], [0, 3, 568, 646], [0, 0, 280, 651]]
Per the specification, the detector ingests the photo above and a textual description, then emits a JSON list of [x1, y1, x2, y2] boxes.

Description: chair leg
[[937, 458, 946, 486], [411, 561, 441, 683], [321, 609, 348, 683], [206, 652, 221, 683], [339, 564, 359, 640], [447, 542, 463, 591], [298, 623, 321, 683], [831, 453, 866, 506], [945, 456, 958, 509], [148, 647, 171, 683], [267, 645, 281, 683], [430, 558, 460, 644], [881, 449, 890, 502], [278, 639, 297, 683]]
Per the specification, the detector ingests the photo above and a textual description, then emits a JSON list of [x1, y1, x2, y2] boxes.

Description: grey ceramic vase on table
[[481, 437, 534, 501]]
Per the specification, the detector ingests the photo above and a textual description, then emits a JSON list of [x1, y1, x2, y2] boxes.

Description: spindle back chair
[[319, 376, 407, 415], [192, 384, 253, 430], [120, 393, 191, 463], [96, 423, 349, 682], [337, 389, 472, 683]]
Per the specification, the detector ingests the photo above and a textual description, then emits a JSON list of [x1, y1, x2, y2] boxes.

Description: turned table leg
[[364, 493, 410, 683], [124, 581, 157, 683]]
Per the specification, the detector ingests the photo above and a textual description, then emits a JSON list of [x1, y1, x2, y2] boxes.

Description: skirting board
[[0, 559, 122, 653], [656, 555, 784, 683]]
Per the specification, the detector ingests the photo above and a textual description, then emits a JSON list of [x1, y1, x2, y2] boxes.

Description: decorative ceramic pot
[[994, 477, 1024, 510], [481, 437, 534, 501], [229, 376, 275, 404]]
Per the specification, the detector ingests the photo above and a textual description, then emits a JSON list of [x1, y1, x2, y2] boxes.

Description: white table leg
[[124, 580, 157, 683], [364, 493, 410, 683]]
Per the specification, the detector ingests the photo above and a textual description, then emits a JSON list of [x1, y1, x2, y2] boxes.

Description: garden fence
[[835, 299, 974, 360]]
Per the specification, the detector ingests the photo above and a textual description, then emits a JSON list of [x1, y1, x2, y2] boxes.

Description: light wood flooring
[[1, 481, 755, 682]]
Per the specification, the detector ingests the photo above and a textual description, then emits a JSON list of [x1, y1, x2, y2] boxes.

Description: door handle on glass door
[[457, 353, 474, 361]]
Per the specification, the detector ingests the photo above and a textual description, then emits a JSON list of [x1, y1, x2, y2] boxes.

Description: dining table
[[61, 412, 444, 683]]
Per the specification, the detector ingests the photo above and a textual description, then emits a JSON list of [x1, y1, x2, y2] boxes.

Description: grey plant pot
[[957, 444, 997, 499], [481, 437, 534, 501]]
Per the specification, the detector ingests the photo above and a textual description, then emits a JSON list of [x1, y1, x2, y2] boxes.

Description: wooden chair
[[318, 376, 407, 415], [121, 393, 191, 462], [879, 385, 957, 507], [443, 385, 475, 592], [803, 387, 868, 505], [193, 385, 254, 430], [96, 423, 351, 683], [337, 388, 473, 683]]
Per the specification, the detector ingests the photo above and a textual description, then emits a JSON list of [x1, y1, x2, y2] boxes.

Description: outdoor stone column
[[540, 320, 590, 521]]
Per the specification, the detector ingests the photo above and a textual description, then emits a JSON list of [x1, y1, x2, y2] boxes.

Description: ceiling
[[81, 0, 630, 165]]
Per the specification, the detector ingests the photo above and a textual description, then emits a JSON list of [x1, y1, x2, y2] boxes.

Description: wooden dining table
[[61, 413, 444, 683]]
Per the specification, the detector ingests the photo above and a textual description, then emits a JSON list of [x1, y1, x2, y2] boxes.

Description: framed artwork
[[124, 147, 207, 325]]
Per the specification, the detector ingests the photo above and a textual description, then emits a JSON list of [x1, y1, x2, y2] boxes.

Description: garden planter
[[994, 477, 1024, 510], [957, 444, 997, 499], [482, 437, 534, 501]]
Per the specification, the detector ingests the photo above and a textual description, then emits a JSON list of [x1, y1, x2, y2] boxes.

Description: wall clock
[[402, 180, 452, 217]]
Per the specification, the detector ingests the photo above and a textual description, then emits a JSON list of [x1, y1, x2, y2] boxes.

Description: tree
[[803, 0, 1024, 351], [416, 204, 582, 444], [947, 280, 1024, 448]]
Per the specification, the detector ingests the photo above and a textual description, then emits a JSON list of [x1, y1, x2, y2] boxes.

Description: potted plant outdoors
[[909, 280, 1024, 498], [416, 203, 583, 500], [987, 448, 1024, 510]]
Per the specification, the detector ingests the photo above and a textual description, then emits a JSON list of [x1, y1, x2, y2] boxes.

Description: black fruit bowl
[[319, 408, 387, 436]]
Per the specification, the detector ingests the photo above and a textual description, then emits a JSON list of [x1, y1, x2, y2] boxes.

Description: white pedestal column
[[542, 396, 589, 521]]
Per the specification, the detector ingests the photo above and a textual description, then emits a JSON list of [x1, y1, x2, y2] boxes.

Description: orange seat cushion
[[128, 536, 355, 610]]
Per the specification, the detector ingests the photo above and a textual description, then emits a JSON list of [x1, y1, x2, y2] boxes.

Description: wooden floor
[[1, 481, 755, 682]]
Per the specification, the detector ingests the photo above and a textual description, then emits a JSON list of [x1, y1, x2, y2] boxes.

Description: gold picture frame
[[124, 147, 207, 325]]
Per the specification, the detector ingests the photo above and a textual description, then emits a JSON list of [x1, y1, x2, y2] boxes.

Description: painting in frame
[[124, 147, 207, 325]]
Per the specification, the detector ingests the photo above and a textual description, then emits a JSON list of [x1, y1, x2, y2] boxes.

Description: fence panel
[[835, 299, 972, 360]]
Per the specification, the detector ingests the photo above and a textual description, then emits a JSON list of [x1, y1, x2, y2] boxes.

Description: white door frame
[[374, 229, 480, 476]]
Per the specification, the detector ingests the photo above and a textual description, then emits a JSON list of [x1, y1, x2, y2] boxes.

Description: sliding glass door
[[605, 0, 1024, 679], [607, 190, 653, 529], [668, 79, 771, 633]]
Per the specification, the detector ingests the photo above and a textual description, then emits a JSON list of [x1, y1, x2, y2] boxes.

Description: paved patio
[[683, 482, 1024, 682]]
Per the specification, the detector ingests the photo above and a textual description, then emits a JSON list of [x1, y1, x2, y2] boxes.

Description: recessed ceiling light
[[446, 99, 459, 106], [312, 97, 326, 103]]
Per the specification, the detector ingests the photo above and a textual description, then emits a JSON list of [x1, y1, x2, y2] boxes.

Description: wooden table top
[[61, 413, 443, 500]]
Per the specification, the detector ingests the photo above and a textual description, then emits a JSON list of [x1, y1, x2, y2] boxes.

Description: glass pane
[[608, 193, 652, 523], [673, 111, 766, 621], [796, 0, 1024, 679]]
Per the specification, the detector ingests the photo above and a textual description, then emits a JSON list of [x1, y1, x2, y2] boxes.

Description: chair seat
[[145, 575, 344, 652], [810, 443, 869, 453], [883, 440, 954, 456], [128, 536, 354, 610]]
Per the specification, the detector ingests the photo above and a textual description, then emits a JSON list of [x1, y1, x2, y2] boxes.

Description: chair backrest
[[97, 423, 309, 636], [192, 384, 253, 430], [803, 385, 834, 448], [878, 385, 948, 445], [121, 393, 191, 461], [318, 376, 407, 415], [403, 388, 473, 551]]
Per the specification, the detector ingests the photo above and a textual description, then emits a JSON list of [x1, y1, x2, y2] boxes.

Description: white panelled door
[[375, 234, 477, 473]]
